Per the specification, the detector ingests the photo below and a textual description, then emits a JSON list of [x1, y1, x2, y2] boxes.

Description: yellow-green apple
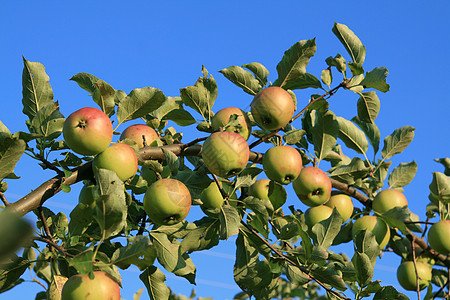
[[120, 124, 159, 148], [396, 261, 431, 291], [202, 131, 250, 178], [248, 179, 287, 210], [211, 107, 252, 140], [372, 189, 408, 214], [63, 107, 113, 155], [200, 181, 226, 209], [263, 146, 302, 185], [292, 167, 332, 207], [250, 86, 295, 130], [61, 271, 120, 300], [352, 215, 390, 249], [428, 220, 450, 255], [304, 205, 334, 228], [324, 191, 354, 222], [92, 143, 138, 181], [144, 178, 191, 225]]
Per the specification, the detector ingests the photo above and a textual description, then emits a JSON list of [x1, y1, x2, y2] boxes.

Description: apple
[[396, 261, 431, 291], [61, 271, 120, 300], [78, 183, 98, 210], [202, 131, 250, 178], [304, 205, 334, 228], [143, 178, 192, 225], [372, 189, 408, 214], [200, 181, 226, 209], [247, 179, 287, 211], [292, 167, 332, 207], [92, 143, 138, 181], [428, 219, 450, 255], [250, 86, 295, 130], [63, 107, 113, 156], [324, 191, 354, 222], [120, 124, 159, 148], [352, 215, 390, 249], [263, 146, 303, 185], [211, 107, 252, 140]]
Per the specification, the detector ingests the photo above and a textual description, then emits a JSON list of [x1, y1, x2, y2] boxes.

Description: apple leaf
[[282, 73, 322, 90], [179, 218, 220, 253], [311, 208, 343, 250], [381, 126, 415, 160], [373, 286, 409, 299], [68, 250, 94, 275], [30, 101, 65, 141], [357, 91, 380, 124], [346, 74, 365, 93], [309, 110, 339, 161], [219, 204, 240, 240], [242, 62, 269, 87], [310, 265, 347, 291], [336, 116, 369, 154], [68, 203, 94, 236], [164, 109, 197, 126], [352, 230, 380, 265], [332, 23, 366, 65], [172, 169, 211, 200], [352, 116, 381, 156], [111, 236, 152, 266], [321, 68, 332, 88], [117, 87, 166, 125], [326, 54, 347, 73], [139, 266, 171, 300], [388, 161, 417, 189], [286, 264, 310, 285], [0, 121, 12, 143], [429, 171, 450, 204], [330, 157, 371, 185], [0, 256, 30, 293], [0, 137, 26, 181], [360, 67, 390, 93], [219, 66, 261, 95], [352, 252, 373, 287]]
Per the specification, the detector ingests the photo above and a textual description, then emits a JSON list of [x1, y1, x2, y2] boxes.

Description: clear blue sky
[[1, 1, 449, 299]]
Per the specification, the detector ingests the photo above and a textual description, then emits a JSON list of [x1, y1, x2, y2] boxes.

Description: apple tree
[[1, 22, 449, 300]]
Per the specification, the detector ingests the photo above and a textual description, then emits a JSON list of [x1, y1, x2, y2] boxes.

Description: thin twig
[[37, 207, 55, 253], [34, 236, 74, 258], [0, 192, 10, 206]]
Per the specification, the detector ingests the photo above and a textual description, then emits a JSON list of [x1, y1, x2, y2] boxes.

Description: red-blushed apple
[[263, 145, 302, 185], [396, 261, 431, 291], [119, 124, 159, 148], [372, 189, 408, 214], [247, 179, 287, 211], [304, 205, 334, 228], [92, 143, 138, 181], [63, 107, 113, 155], [143, 178, 192, 225], [202, 131, 250, 178], [428, 219, 450, 255], [352, 215, 391, 249], [324, 191, 354, 222], [61, 271, 120, 300], [211, 107, 252, 140], [250, 86, 295, 130], [292, 167, 332, 207]]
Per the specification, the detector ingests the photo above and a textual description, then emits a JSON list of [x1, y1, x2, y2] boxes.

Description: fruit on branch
[[143, 178, 192, 225], [324, 191, 354, 222], [119, 124, 159, 148], [200, 181, 226, 209], [211, 107, 252, 140], [262, 145, 303, 185], [372, 189, 408, 214], [292, 167, 332, 207], [78, 183, 98, 210], [61, 271, 120, 300], [304, 205, 333, 228], [352, 215, 391, 249], [248, 179, 287, 210], [427, 219, 450, 255], [63, 107, 113, 156], [250, 86, 295, 130], [201, 131, 250, 178], [92, 143, 138, 181], [396, 261, 431, 291]]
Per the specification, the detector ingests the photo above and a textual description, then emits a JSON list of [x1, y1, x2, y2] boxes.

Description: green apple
[[144, 178, 192, 225], [250, 86, 295, 130], [352, 215, 390, 249], [428, 219, 450, 255], [372, 189, 408, 214], [324, 191, 354, 222], [63, 107, 113, 155], [202, 131, 250, 178], [248, 179, 287, 210], [211, 107, 252, 140], [263, 146, 303, 185], [200, 181, 226, 209], [120, 124, 159, 148], [304, 205, 334, 228], [396, 261, 431, 291], [61, 271, 120, 300], [78, 183, 98, 210], [92, 143, 138, 181], [292, 167, 332, 207]]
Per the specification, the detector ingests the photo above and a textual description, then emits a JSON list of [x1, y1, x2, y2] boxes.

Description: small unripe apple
[[304, 205, 334, 228], [251, 86, 295, 130], [63, 107, 113, 156], [396, 261, 431, 291], [144, 178, 192, 225], [247, 179, 287, 211], [352, 215, 390, 249], [324, 191, 354, 222], [92, 143, 138, 181], [292, 167, 332, 207], [200, 181, 226, 209], [120, 124, 159, 148], [428, 219, 450, 255], [372, 189, 408, 214], [263, 146, 302, 185], [61, 271, 120, 300], [211, 107, 252, 140]]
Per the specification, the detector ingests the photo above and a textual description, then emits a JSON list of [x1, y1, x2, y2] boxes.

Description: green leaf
[[282, 73, 322, 90], [380, 206, 416, 235], [326, 54, 347, 73], [330, 157, 371, 185], [349, 62, 365, 76], [381, 126, 415, 159], [310, 265, 347, 291], [140, 266, 171, 300], [336, 116, 369, 154], [179, 218, 220, 253], [0, 211, 33, 262], [321, 68, 332, 88], [311, 208, 343, 249], [0, 256, 30, 293], [286, 264, 310, 285], [429, 172, 450, 204], [21, 57, 54, 120], [219, 204, 240, 239], [353, 230, 381, 264], [219, 66, 261, 95], [388, 161, 417, 189], [162, 148, 180, 176], [309, 110, 339, 161], [373, 286, 409, 300], [164, 109, 197, 126], [172, 169, 211, 200], [0, 121, 12, 143], [242, 62, 269, 87], [0, 137, 26, 181], [352, 116, 381, 155], [30, 101, 65, 141], [332, 23, 366, 64], [352, 252, 373, 287], [112, 236, 152, 266], [360, 67, 390, 93], [117, 87, 166, 125], [357, 91, 380, 123], [68, 250, 94, 275]]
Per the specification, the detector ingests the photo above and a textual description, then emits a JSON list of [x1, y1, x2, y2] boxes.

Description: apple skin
[[324, 191, 354, 222], [202, 131, 250, 178], [61, 271, 120, 300], [352, 215, 390, 249], [372, 189, 408, 214], [292, 167, 332, 207], [92, 143, 138, 181], [250, 86, 295, 130], [428, 220, 450, 255], [248, 179, 287, 211], [304, 205, 334, 228], [120, 124, 159, 148], [396, 261, 431, 291], [200, 181, 225, 209], [263, 146, 303, 185], [211, 107, 252, 140], [63, 107, 113, 156], [143, 178, 192, 226]]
